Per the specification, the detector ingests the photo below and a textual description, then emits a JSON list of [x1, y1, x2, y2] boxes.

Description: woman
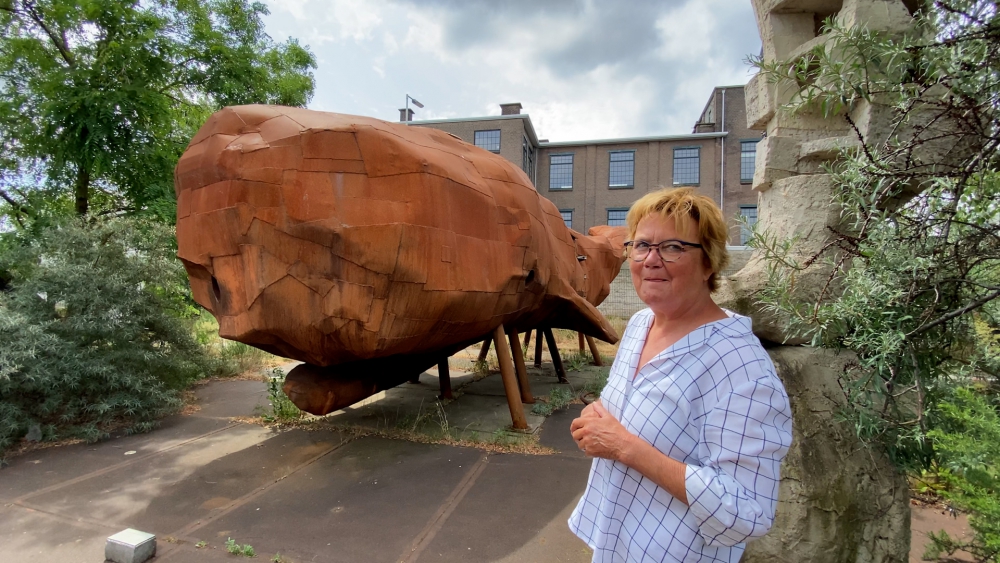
[[569, 188, 792, 562]]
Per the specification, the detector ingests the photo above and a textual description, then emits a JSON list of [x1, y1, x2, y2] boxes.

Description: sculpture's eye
[[211, 276, 222, 302]]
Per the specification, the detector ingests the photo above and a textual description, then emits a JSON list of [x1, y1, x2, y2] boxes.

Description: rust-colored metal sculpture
[[175, 105, 626, 426]]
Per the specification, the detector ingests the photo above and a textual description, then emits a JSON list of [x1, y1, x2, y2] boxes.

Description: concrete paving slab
[[126, 428, 349, 535], [440, 393, 545, 438], [150, 543, 246, 562], [461, 365, 604, 400], [457, 372, 509, 397], [0, 415, 234, 501], [190, 436, 485, 563], [23, 424, 275, 526], [539, 404, 590, 460], [0, 503, 116, 563], [415, 453, 593, 563]]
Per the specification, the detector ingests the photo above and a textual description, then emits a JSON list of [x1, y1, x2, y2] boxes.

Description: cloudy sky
[[262, 0, 762, 142]]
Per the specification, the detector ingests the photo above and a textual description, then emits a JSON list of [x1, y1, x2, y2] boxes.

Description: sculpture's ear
[[319, 390, 337, 416]]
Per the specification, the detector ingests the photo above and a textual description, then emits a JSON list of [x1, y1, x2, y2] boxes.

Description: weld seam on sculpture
[[176, 105, 627, 417]]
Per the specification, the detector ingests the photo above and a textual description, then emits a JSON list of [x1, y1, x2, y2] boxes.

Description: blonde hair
[[625, 187, 730, 292]]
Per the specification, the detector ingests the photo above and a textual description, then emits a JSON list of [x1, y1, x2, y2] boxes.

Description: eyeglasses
[[623, 239, 703, 262]]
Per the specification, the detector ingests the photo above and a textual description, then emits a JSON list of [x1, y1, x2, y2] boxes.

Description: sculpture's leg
[[586, 335, 604, 367], [493, 326, 528, 430], [533, 328, 544, 368], [438, 358, 453, 401], [523, 329, 532, 351], [508, 329, 534, 404], [477, 338, 491, 362], [543, 328, 568, 383], [578, 332, 585, 354]]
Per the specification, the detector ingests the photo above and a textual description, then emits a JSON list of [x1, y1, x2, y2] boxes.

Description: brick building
[[407, 86, 762, 245]]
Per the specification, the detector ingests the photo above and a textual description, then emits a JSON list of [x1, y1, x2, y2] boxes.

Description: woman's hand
[[579, 398, 602, 419], [570, 401, 635, 462], [571, 400, 690, 504]]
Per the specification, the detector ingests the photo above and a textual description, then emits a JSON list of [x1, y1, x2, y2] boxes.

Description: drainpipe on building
[[720, 88, 726, 229]]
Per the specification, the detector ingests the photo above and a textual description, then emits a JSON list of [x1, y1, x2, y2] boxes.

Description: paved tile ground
[[0, 363, 600, 563], [0, 359, 970, 563]]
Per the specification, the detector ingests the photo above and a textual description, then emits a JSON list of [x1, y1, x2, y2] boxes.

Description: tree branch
[[23, 0, 75, 67], [906, 287, 1000, 340], [0, 187, 30, 228]]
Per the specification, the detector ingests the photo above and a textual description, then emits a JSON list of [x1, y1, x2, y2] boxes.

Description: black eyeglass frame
[[623, 239, 703, 262]]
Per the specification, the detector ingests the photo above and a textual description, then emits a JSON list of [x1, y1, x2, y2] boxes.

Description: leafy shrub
[[0, 218, 219, 453], [923, 387, 1000, 561]]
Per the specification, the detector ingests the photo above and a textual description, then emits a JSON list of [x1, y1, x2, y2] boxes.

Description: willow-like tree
[[0, 0, 316, 223], [752, 1, 1000, 558]]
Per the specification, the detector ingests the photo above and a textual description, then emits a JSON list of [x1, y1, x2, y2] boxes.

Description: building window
[[739, 205, 758, 245], [741, 140, 758, 183], [560, 209, 573, 228], [607, 208, 628, 227], [549, 154, 573, 190], [673, 147, 700, 185], [609, 151, 634, 188], [474, 130, 500, 152], [522, 135, 535, 177]]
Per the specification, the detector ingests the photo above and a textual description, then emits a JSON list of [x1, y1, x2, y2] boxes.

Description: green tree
[[751, 1, 1000, 558], [0, 0, 316, 222]]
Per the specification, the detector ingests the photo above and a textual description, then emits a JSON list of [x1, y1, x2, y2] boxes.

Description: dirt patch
[[910, 499, 976, 563]]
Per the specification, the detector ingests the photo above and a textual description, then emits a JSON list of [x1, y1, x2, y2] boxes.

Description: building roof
[[409, 114, 541, 146], [541, 132, 726, 148], [409, 114, 729, 149]]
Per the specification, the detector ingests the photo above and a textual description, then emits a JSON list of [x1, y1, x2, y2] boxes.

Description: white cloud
[[655, 0, 717, 61], [268, 0, 385, 44], [261, 0, 761, 138]]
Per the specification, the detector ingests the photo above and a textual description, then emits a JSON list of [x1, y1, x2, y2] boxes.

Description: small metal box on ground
[[105, 528, 156, 563]]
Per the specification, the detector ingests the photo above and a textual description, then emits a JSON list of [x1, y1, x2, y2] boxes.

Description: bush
[[0, 218, 219, 453], [924, 387, 1000, 561]]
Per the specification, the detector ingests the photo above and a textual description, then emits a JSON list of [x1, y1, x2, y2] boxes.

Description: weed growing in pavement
[[225, 537, 255, 557], [257, 368, 303, 423], [471, 358, 490, 377], [582, 367, 610, 398], [435, 401, 451, 439], [395, 400, 451, 439], [195, 541, 207, 548], [488, 428, 519, 447], [531, 387, 574, 416], [563, 352, 590, 372]]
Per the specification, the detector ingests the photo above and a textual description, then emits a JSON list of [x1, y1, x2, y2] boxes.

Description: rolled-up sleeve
[[684, 376, 793, 547]]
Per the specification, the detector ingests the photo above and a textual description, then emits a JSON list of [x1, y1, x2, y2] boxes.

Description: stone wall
[[744, 348, 910, 563], [723, 1, 922, 561]]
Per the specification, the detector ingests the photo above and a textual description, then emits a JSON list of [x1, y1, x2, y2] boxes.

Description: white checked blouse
[[569, 309, 793, 563]]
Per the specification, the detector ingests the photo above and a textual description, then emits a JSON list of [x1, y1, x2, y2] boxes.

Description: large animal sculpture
[[175, 105, 626, 427]]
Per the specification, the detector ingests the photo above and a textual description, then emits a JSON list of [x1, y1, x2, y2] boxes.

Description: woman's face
[[629, 214, 713, 312]]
